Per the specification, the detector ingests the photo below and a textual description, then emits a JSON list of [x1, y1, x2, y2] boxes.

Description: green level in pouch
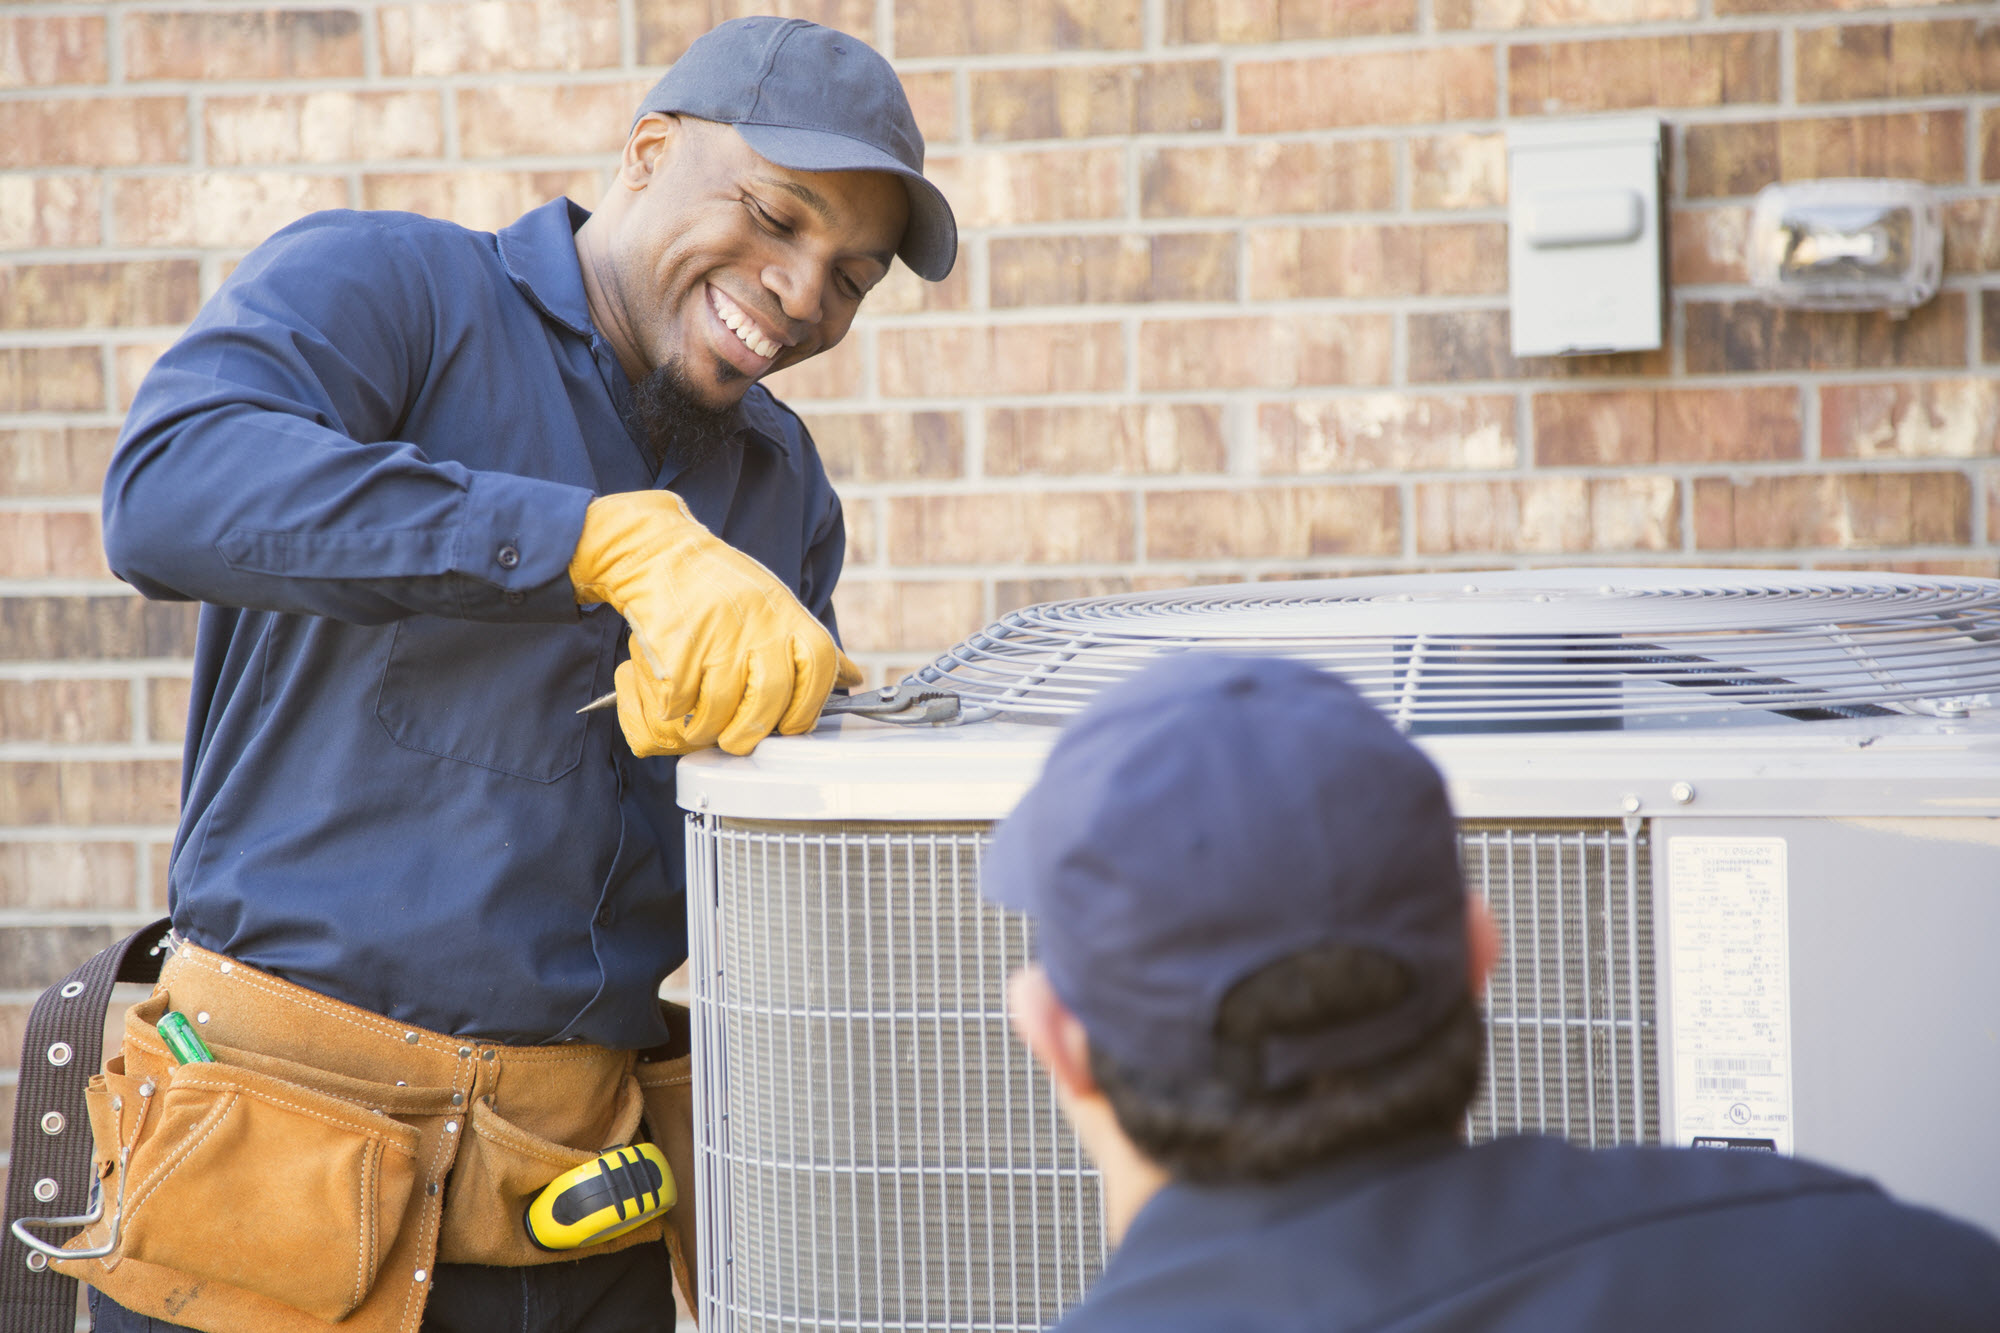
[[157, 1010, 215, 1065], [524, 1142, 674, 1251]]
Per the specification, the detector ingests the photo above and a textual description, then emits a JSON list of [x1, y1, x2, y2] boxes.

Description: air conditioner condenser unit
[[677, 570, 2000, 1333]]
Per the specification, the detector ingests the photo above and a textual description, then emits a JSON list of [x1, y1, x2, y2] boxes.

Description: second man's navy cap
[[635, 17, 957, 282], [981, 653, 1469, 1091]]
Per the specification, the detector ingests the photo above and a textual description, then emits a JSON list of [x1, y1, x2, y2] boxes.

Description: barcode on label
[[1696, 1058, 1774, 1074], [1696, 1077, 1749, 1092]]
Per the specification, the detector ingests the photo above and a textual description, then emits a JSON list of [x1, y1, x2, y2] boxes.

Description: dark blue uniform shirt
[[103, 199, 846, 1047], [1065, 1135, 2000, 1332]]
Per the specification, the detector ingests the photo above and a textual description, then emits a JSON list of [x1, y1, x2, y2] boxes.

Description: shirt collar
[[497, 198, 597, 341], [1115, 1132, 1462, 1260]]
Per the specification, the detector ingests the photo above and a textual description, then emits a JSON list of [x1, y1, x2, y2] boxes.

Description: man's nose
[[764, 259, 825, 327]]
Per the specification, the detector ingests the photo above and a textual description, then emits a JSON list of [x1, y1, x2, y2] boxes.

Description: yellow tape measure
[[524, 1142, 675, 1251]]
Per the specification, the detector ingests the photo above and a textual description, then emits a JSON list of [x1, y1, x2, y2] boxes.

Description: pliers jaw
[[821, 684, 961, 725]]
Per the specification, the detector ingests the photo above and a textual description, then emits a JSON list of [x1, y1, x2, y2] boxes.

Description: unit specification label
[[1666, 837, 1793, 1155]]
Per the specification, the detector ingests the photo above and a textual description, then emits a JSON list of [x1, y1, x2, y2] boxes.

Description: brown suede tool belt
[[18, 935, 696, 1333]]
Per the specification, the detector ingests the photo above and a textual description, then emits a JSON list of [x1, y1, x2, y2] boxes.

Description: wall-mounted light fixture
[[1747, 179, 1940, 314]]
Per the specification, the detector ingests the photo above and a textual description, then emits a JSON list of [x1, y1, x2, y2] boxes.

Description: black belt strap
[[0, 919, 172, 1333]]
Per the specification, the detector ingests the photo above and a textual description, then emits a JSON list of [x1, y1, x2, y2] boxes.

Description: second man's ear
[[1007, 964, 1100, 1100], [1466, 895, 1500, 998]]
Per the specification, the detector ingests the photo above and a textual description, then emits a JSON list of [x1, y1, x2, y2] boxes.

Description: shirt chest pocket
[[375, 614, 616, 783]]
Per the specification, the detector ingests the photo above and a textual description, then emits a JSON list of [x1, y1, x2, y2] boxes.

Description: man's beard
[[628, 357, 741, 475]]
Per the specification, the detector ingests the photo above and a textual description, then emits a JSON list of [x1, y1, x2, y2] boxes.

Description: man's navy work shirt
[[103, 199, 846, 1047], [1061, 1134, 2000, 1332]]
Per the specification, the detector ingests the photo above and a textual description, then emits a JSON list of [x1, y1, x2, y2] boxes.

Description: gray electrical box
[[1507, 117, 1664, 358]]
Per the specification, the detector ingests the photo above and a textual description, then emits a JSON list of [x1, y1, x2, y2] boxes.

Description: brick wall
[[2, 0, 1998, 1125]]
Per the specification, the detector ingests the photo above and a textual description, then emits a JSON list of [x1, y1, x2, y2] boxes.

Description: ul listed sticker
[[1668, 837, 1793, 1155]]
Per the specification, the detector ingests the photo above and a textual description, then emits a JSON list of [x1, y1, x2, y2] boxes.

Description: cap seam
[[743, 18, 803, 125]]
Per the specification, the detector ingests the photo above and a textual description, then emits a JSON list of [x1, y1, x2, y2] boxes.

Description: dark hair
[[1087, 944, 1482, 1184]]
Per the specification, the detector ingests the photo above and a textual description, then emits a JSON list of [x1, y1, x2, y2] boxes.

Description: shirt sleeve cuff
[[453, 470, 594, 621]]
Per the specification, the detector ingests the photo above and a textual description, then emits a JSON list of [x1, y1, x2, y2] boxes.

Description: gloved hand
[[569, 490, 861, 757]]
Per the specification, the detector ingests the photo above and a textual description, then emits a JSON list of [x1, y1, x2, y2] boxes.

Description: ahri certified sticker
[[1667, 837, 1793, 1155]]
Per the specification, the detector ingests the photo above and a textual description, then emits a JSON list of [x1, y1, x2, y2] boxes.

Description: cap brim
[[735, 122, 958, 282]]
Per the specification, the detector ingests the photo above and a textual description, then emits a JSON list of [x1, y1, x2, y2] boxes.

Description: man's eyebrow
[[757, 176, 835, 226]]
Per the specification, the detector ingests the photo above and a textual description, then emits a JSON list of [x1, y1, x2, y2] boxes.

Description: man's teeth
[[712, 290, 779, 359]]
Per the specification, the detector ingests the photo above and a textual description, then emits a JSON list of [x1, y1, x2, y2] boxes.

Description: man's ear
[[1007, 965, 1099, 1100], [1466, 894, 1500, 998], [618, 112, 678, 190]]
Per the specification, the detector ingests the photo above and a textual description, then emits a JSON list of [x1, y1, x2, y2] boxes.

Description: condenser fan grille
[[689, 819, 1105, 1333], [911, 571, 2000, 725], [689, 816, 1660, 1333]]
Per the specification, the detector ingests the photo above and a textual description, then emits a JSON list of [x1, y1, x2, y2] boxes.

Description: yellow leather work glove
[[569, 490, 862, 757]]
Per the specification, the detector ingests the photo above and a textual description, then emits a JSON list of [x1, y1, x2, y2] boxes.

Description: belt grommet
[[59, 981, 84, 999], [39, 1112, 64, 1136], [445, 1120, 459, 1134], [45, 1042, 72, 1067], [220, 961, 233, 973], [25, 1253, 47, 1272], [414, 1269, 428, 1284], [32, 1178, 58, 1203]]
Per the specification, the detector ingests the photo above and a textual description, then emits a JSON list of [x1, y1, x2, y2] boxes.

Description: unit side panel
[[1650, 816, 2000, 1241]]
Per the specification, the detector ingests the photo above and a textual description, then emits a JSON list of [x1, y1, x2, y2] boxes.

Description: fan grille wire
[[910, 574, 2000, 724]]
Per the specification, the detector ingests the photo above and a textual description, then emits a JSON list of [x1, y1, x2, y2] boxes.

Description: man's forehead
[[640, 112, 912, 268]]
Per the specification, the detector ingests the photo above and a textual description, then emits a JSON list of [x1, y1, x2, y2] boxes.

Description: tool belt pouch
[[637, 1002, 698, 1319], [434, 1070, 650, 1266], [64, 992, 419, 1324]]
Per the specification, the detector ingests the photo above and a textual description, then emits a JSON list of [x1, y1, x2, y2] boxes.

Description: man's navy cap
[[981, 653, 1468, 1090], [635, 17, 957, 282]]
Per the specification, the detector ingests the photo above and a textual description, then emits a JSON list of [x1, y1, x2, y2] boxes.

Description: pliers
[[577, 681, 960, 725]]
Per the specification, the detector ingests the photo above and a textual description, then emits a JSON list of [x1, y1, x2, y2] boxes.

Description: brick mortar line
[[617, 0, 637, 73], [1, 102, 1988, 167], [0, 744, 185, 760], [0, 822, 175, 843], [779, 372, 1996, 414], [0, 412, 127, 428], [0, 497, 109, 512], [127, 672, 147, 746], [826, 457, 1996, 496], [8, 85, 1982, 136], [809, 353, 1995, 379], [834, 547, 2000, 580], [3, 7, 1990, 62], [0, 247, 226, 264], [0, 911, 170, 929], [938, 213, 1522, 238], [0, 664, 192, 681], [0, 578, 136, 595], [885, 12, 1973, 70]]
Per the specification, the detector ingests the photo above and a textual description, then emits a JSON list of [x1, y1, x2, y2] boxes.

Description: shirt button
[[505, 591, 525, 606], [594, 906, 613, 928], [496, 544, 520, 569]]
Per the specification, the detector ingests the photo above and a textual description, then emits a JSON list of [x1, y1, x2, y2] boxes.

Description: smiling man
[[70, 18, 953, 1333]]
